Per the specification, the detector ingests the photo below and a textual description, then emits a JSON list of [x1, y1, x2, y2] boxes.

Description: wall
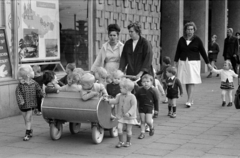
[[93, 0, 161, 70]]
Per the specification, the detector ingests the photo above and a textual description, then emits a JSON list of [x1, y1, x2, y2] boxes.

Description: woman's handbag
[[234, 86, 240, 109]]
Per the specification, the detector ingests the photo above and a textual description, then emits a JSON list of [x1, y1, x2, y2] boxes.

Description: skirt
[[118, 118, 138, 125], [220, 81, 234, 89], [178, 59, 201, 84]]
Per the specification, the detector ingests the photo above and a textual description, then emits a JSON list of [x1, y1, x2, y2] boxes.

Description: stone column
[[161, 0, 184, 64], [211, 0, 227, 68], [228, 0, 240, 33], [184, 0, 209, 72]]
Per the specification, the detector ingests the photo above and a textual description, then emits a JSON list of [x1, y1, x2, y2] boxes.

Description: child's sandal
[[23, 135, 31, 141]]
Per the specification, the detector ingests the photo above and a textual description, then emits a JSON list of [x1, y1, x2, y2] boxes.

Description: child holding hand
[[211, 60, 238, 107], [105, 78, 138, 148], [80, 73, 108, 101], [16, 66, 44, 141]]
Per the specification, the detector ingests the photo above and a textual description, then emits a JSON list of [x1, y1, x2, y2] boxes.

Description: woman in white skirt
[[174, 22, 212, 108]]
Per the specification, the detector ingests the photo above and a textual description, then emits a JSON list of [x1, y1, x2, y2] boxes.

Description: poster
[[0, 29, 12, 78], [18, 0, 60, 62]]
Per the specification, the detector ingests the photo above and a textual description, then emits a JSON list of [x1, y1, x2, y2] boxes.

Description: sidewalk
[[1, 73, 240, 158]]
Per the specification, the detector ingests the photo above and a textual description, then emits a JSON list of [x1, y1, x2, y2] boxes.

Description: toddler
[[211, 60, 238, 107], [60, 72, 82, 92], [105, 78, 138, 148], [80, 73, 108, 101], [106, 70, 124, 120], [43, 71, 60, 93], [16, 66, 44, 141], [32, 65, 43, 115], [94, 67, 108, 86], [157, 56, 171, 104], [59, 63, 76, 86], [166, 66, 183, 117], [73, 68, 85, 83], [135, 74, 160, 139]]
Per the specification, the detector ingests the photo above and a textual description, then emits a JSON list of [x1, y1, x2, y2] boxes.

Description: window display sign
[[0, 28, 12, 78], [18, 0, 60, 62]]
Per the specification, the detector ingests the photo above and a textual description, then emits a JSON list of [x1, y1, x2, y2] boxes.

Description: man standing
[[223, 28, 239, 73]]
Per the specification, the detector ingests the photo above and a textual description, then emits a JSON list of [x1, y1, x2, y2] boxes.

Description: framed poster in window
[[0, 28, 12, 78]]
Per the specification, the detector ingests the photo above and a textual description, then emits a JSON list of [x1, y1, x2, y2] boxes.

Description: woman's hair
[[141, 74, 154, 82], [81, 73, 95, 87], [225, 60, 233, 69], [43, 70, 56, 85], [73, 68, 85, 78], [120, 78, 134, 91], [127, 21, 141, 35], [66, 63, 76, 72], [184, 21, 197, 32], [163, 56, 171, 65], [18, 65, 33, 78], [67, 72, 80, 85], [235, 32, 240, 36], [96, 67, 108, 79], [112, 70, 124, 78], [166, 66, 177, 75], [108, 23, 121, 35]]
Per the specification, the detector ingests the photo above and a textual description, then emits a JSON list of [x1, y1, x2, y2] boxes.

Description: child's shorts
[[139, 106, 153, 114], [20, 108, 33, 112]]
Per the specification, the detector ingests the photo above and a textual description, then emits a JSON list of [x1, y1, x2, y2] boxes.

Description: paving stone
[[180, 143, 214, 152], [208, 148, 240, 156], [168, 148, 206, 157]]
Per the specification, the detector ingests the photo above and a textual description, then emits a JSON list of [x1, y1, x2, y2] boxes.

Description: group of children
[[16, 57, 238, 147]]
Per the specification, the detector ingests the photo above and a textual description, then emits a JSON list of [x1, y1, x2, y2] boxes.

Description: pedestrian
[[16, 66, 44, 141], [119, 21, 154, 85], [135, 74, 159, 139], [106, 70, 124, 120], [32, 65, 44, 115], [157, 56, 171, 103], [80, 73, 108, 101], [91, 23, 124, 73], [207, 34, 220, 78], [211, 60, 238, 107], [174, 21, 211, 108], [104, 78, 138, 148], [166, 66, 183, 118], [223, 28, 239, 73]]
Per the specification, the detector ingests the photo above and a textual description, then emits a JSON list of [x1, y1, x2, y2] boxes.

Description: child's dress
[[109, 93, 138, 125], [166, 76, 183, 99], [212, 69, 238, 89], [16, 79, 44, 111]]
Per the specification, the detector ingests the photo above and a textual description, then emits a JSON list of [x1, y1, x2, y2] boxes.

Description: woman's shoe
[[138, 133, 145, 139], [186, 102, 191, 108]]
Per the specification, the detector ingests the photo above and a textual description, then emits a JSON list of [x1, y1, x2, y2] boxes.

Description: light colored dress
[[91, 41, 124, 73]]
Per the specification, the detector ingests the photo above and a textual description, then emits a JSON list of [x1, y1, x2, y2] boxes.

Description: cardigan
[[91, 41, 124, 72], [211, 68, 238, 82], [119, 36, 154, 76], [174, 35, 209, 64]]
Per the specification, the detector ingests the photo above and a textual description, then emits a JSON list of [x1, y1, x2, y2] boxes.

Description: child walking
[[16, 66, 44, 141], [135, 74, 160, 139], [211, 60, 238, 107], [166, 67, 183, 117], [105, 78, 138, 148], [157, 56, 171, 104]]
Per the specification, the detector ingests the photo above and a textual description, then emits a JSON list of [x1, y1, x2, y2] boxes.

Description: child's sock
[[172, 106, 176, 113], [127, 134, 131, 142], [118, 133, 123, 142]]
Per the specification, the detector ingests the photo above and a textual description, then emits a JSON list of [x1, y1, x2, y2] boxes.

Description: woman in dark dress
[[207, 34, 220, 78]]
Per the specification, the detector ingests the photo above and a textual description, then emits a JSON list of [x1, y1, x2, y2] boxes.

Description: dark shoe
[[115, 142, 124, 148], [227, 102, 233, 107], [207, 73, 212, 78], [138, 133, 145, 139], [216, 74, 219, 77], [222, 101, 226, 107], [149, 127, 154, 136], [29, 129, 33, 138]]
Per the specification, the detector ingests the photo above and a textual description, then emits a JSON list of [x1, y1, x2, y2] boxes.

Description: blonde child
[[16, 66, 44, 141], [60, 72, 82, 92], [105, 78, 138, 148], [80, 73, 108, 101], [59, 63, 76, 86], [94, 67, 108, 86], [106, 70, 124, 120], [166, 67, 183, 117], [32, 65, 43, 115], [73, 68, 85, 79], [211, 60, 238, 107], [135, 74, 160, 139]]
